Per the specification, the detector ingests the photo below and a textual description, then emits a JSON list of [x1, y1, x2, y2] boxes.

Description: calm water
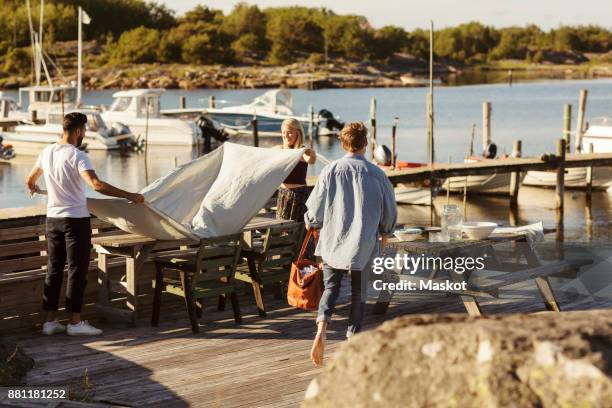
[[2, 79, 612, 242]]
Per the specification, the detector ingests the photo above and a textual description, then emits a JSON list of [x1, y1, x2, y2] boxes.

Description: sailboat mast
[[25, 0, 37, 84], [77, 6, 83, 107]]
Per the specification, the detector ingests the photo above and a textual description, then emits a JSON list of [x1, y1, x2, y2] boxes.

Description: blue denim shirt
[[304, 153, 397, 271]]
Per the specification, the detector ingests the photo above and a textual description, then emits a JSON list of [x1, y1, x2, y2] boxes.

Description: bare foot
[[310, 332, 326, 367]]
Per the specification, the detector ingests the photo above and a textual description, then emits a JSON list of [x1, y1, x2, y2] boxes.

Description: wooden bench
[[235, 223, 303, 317], [152, 234, 243, 333], [0, 217, 125, 331], [0, 217, 189, 331]]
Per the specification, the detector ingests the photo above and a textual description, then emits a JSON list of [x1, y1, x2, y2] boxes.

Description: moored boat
[[2, 109, 134, 155], [101, 89, 204, 146], [163, 89, 344, 137]]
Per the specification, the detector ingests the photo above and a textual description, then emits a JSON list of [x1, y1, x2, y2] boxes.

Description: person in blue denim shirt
[[304, 122, 397, 367]]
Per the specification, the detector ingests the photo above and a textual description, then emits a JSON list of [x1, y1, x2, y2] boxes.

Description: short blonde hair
[[281, 118, 305, 149], [340, 122, 368, 152]]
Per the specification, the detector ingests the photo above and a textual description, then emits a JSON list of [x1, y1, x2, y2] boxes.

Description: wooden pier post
[[209, 96, 216, 109], [308, 104, 314, 148], [252, 117, 259, 147], [563, 104, 572, 153], [586, 143, 594, 203], [555, 139, 566, 210], [509, 139, 522, 206], [179, 96, 186, 109], [446, 155, 451, 204], [575, 89, 588, 152], [482, 101, 491, 151], [0, 99, 8, 118], [391, 117, 398, 169], [369, 97, 377, 160]]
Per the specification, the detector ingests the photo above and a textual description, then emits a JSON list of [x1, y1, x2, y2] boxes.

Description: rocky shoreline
[[1, 54, 611, 91]]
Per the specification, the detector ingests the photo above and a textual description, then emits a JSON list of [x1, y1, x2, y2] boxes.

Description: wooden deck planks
[[8, 279, 612, 408]]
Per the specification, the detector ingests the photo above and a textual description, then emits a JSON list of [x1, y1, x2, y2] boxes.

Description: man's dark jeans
[[43, 217, 91, 314], [316, 263, 365, 337]]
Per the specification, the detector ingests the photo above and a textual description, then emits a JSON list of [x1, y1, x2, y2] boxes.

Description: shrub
[[109, 26, 161, 64]]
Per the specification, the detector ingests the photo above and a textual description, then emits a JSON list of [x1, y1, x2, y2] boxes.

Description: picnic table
[[374, 228, 589, 316], [93, 215, 298, 323]]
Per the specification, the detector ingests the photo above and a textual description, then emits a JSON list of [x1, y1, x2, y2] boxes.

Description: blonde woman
[[276, 118, 316, 221]]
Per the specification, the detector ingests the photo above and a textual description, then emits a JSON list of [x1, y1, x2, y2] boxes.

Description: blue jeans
[[316, 264, 365, 337]]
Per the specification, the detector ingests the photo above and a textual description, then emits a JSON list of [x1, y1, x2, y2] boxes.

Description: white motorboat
[[0, 93, 29, 121], [582, 117, 612, 152], [18, 84, 78, 119], [394, 184, 432, 205], [101, 89, 203, 146], [442, 156, 526, 195], [163, 89, 344, 137], [524, 117, 612, 189], [523, 167, 612, 190], [2, 108, 134, 155]]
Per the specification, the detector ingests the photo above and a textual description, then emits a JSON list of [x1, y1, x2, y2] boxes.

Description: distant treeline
[[1, 0, 611, 72]]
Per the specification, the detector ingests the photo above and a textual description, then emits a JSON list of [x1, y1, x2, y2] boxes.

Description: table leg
[[97, 251, 110, 306], [373, 248, 403, 315], [449, 270, 482, 317], [535, 277, 560, 312], [520, 243, 560, 312], [125, 244, 155, 322]]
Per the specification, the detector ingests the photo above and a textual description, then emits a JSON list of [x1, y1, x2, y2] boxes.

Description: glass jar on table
[[441, 204, 463, 241]]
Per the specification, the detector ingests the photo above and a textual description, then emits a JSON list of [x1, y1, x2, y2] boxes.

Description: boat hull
[[442, 172, 524, 195], [394, 184, 432, 205], [524, 167, 612, 189], [207, 112, 324, 136]]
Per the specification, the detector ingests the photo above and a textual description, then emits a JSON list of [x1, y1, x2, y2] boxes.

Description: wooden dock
[[7, 275, 611, 408], [384, 151, 612, 183]]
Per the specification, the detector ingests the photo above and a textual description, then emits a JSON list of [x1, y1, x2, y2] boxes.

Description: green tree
[[323, 14, 374, 59], [180, 5, 224, 25], [265, 7, 324, 63], [2, 47, 31, 73], [434, 22, 497, 61], [372, 25, 407, 60], [224, 3, 268, 57], [176, 22, 234, 64], [109, 26, 161, 63], [57, 0, 176, 38]]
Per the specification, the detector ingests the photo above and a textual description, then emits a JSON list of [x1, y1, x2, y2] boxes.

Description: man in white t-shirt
[[25, 112, 144, 336]]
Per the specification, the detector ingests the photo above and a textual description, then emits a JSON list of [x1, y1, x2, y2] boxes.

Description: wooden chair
[[151, 234, 243, 333], [234, 223, 302, 317]]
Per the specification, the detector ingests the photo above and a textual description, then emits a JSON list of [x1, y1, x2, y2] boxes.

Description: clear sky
[[159, 0, 610, 30]]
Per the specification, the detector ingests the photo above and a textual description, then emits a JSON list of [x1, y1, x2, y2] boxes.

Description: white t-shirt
[[35, 143, 94, 218]]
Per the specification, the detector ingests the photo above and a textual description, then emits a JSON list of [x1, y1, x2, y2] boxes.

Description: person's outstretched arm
[[25, 166, 43, 196], [302, 148, 317, 164], [81, 170, 144, 203]]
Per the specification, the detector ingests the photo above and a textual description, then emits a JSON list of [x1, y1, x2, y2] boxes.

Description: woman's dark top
[[283, 160, 308, 185]]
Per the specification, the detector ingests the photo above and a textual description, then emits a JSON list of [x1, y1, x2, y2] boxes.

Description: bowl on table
[[462, 222, 498, 240], [394, 227, 423, 241]]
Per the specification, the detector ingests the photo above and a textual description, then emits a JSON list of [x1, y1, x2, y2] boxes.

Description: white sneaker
[[67, 320, 103, 336], [42, 320, 66, 335]]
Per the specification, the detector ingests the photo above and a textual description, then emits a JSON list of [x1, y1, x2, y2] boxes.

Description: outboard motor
[[318, 109, 345, 132], [110, 122, 130, 137], [196, 115, 229, 153], [373, 144, 392, 166], [483, 142, 497, 159]]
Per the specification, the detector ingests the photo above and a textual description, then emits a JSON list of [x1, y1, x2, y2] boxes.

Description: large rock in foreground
[[0, 340, 34, 386], [303, 311, 612, 408]]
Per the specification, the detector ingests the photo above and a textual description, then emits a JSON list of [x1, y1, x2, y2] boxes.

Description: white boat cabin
[[18, 85, 78, 116], [107, 89, 163, 119]]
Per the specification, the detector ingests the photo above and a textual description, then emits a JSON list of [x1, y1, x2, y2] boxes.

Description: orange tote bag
[[287, 228, 323, 310]]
